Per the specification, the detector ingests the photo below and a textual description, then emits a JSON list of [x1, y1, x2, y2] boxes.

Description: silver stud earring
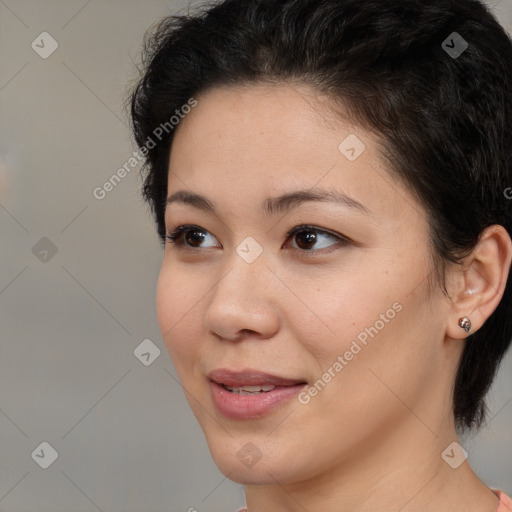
[[458, 316, 471, 332]]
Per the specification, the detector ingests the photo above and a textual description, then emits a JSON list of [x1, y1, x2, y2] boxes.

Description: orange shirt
[[236, 489, 511, 511], [493, 489, 512, 512]]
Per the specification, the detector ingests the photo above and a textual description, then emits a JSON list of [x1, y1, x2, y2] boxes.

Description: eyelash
[[164, 224, 351, 255]]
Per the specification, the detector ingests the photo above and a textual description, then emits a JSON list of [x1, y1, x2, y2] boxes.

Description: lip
[[207, 368, 308, 420], [207, 368, 306, 387]]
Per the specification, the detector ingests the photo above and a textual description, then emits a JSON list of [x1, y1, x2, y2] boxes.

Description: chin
[[213, 455, 283, 485], [206, 438, 305, 486]]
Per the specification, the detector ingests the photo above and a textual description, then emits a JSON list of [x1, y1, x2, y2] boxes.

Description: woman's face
[[157, 83, 453, 486]]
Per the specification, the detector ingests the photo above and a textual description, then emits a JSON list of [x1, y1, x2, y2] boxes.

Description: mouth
[[207, 368, 308, 419]]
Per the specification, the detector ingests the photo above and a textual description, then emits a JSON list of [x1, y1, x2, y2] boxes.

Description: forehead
[[167, 83, 423, 225]]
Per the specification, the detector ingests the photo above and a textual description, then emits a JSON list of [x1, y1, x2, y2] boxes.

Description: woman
[[129, 0, 512, 510]]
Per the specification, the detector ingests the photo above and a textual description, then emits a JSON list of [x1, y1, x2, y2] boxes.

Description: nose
[[203, 250, 280, 342]]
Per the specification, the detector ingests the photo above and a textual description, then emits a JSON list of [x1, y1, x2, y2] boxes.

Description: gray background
[[0, 1, 511, 511]]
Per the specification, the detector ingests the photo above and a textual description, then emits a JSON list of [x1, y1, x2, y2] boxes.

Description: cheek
[[156, 263, 203, 364], [308, 274, 437, 421], [286, 249, 430, 387], [281, 261, 401, 356]]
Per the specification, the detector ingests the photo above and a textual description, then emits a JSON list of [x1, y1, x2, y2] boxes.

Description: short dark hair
[[129, 0, 512, 433]]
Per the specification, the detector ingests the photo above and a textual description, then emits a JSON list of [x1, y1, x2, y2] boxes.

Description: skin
[[156, 83, 512, 512]]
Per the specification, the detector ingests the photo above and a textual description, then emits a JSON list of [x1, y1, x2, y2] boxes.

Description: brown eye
[[165, 225, 218, 248], [183, 229, 206, 247], [294, 230, 318, 250], [285, 225, 350, 253]]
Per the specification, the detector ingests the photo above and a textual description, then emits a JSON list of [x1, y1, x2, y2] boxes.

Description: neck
[[243, 418, 499, 512]]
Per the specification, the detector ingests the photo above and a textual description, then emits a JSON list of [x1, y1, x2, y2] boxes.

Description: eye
[[165, 224, 218, 248], [284, 225, 350, 253], [165, 224, 350, 253]]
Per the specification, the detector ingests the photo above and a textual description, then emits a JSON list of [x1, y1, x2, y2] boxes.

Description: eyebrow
[[165, 187, 372, 216]]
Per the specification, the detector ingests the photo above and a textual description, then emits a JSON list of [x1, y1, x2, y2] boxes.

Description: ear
[[445, 225, 512, 340]]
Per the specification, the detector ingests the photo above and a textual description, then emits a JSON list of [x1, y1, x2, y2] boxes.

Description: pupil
[[297, 231, 316, 249], [186, 230, 205, 246]]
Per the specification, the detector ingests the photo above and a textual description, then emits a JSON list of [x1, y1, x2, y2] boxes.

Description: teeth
[[224, 384, 276, 394]]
